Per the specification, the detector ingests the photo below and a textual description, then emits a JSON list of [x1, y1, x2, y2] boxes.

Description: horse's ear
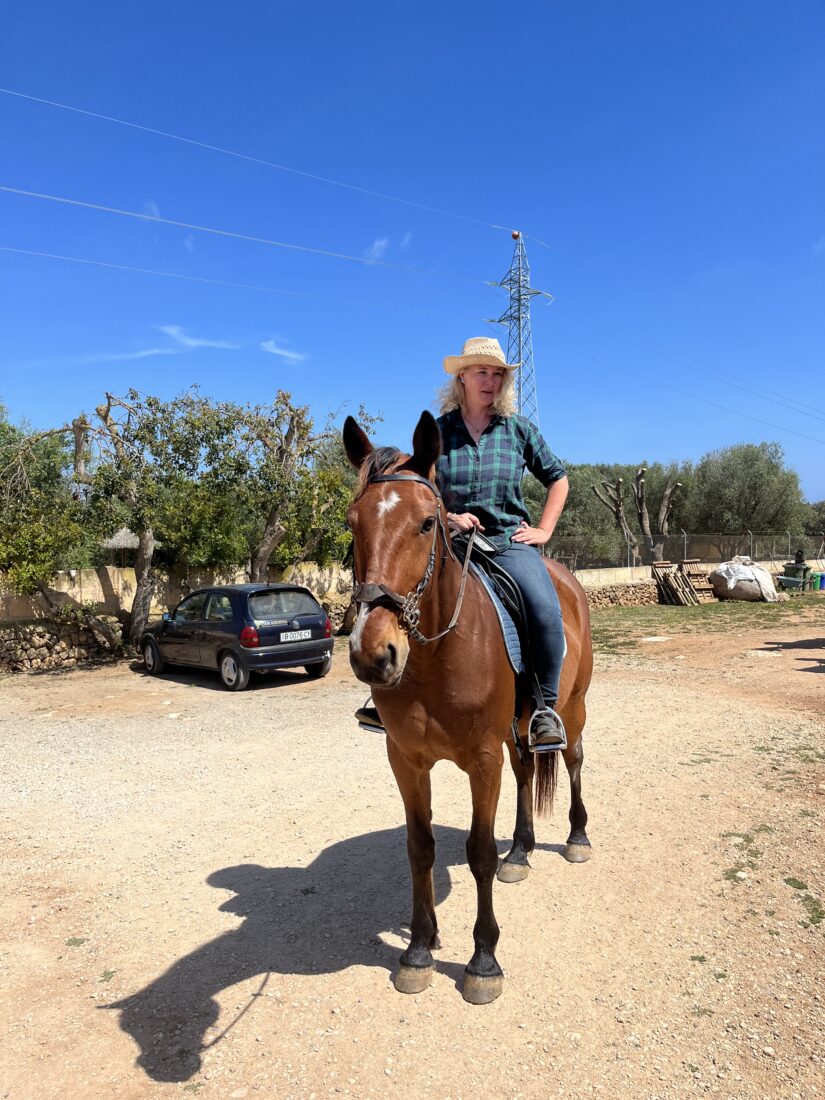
[[408, 410, 442, 478], [343, 416, 374, 470]]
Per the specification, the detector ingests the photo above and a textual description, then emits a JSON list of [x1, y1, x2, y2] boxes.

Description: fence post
[[747, 530, 753, 558], [681, 528, 687, 561], [787, 531, 791, 559]]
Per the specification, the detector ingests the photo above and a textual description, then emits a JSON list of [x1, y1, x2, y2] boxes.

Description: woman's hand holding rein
[[447, 512, 485, 533]]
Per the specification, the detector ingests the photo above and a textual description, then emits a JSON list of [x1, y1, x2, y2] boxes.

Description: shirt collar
[[449, 407, 504, 430]]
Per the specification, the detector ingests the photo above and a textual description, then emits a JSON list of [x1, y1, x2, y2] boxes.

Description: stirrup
[[355, 699, 385, 733], [528, 706, 567, 753]]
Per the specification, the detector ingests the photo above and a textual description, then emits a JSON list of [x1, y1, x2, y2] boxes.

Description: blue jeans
[[495, 543, 565, 708]]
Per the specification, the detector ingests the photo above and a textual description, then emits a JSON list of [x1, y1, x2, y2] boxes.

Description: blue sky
[[1, 1, 823, 502]]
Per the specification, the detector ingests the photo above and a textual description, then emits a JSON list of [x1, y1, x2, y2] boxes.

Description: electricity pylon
[[489, 231, 553, 425]]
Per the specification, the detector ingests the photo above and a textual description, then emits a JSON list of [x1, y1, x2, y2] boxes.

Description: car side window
[[174, 593, 208, 622], [205, 594, 233, 622]]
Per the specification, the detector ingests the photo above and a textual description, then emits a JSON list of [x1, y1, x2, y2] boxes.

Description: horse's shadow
[[107, 825, 561, 1082]]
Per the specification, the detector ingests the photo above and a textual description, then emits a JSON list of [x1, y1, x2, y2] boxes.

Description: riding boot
[[528, 706, 567, 752]]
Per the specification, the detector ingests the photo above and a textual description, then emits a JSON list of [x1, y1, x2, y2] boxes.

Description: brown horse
[[343, 411, 593, 1004]]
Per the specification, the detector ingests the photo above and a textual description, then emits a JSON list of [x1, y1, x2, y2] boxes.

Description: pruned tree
[[592, 467, 682, 565], [220, 391, 379, 581]]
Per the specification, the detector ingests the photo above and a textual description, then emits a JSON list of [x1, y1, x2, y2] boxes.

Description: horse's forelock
[[355, 447, 409, 498]]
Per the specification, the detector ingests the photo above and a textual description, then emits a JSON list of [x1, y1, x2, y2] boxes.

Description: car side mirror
[[162, 612, 171, 622]]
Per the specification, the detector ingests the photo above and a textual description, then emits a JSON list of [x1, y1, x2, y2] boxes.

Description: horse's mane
[[355, 447, 409, 498]]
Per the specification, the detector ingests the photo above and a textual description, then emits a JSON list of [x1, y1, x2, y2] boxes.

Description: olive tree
[[689, 442, 806, 556]]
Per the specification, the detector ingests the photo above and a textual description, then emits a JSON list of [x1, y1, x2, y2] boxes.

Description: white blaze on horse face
[[376, 490, 401, 519], [349, 604, 370, 654]]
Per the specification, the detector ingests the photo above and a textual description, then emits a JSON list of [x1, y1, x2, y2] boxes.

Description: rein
[[352, 473, 476, 645]]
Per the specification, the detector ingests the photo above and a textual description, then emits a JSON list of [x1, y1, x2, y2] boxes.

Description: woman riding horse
[[344, 397, 593, 1004]]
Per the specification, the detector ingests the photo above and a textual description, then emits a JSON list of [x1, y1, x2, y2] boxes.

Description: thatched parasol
[[101, 527, 141, 550]]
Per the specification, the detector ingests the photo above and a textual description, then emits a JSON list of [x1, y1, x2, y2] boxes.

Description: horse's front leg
[[463, 754, 504, 1004], [386, 741, 438, 994]]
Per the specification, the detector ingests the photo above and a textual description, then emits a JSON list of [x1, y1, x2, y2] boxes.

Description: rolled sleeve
[[524, 422, 566, 486]]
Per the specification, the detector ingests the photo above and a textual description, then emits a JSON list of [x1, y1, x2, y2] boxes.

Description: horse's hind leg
[[561, 696, 591, 863], [387, 745, 438, 994], [497, 736, 535, 883], [463, 760, 504, 1004]]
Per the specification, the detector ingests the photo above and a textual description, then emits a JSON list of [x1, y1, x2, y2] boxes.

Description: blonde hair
[[437, 367, 517, 417]]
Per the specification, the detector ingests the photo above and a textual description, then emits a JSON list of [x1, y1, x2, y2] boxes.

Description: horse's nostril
[[386, 643, 397, 667]]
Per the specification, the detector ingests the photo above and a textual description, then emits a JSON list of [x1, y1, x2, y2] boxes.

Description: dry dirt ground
[[1, 608, 823, 1100]]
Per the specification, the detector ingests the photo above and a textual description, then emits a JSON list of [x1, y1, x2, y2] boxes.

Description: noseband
[[352, 473, 476, 645]]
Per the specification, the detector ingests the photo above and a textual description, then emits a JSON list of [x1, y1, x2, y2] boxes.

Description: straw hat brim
[[443, 352, 520, 374]]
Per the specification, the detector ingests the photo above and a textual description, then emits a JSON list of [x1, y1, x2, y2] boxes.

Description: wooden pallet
[[651, 561, 699, 606], [679, 559, 716, 603]]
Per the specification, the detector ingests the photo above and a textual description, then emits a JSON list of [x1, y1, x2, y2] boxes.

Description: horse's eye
[[421, 516, 436, 534]]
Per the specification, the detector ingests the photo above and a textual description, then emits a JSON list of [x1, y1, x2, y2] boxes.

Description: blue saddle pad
[[470, 563, 523, 674]]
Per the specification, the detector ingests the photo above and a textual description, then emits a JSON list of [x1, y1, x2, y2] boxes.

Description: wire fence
[[548, 531, 825, 573]]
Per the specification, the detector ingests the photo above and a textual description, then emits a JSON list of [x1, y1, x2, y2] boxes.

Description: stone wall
[[584, 580, 659, 610], [0, 618, 123, 673]]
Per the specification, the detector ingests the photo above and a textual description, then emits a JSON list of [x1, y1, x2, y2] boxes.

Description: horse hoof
[[497, 860, 530, 883], [394, 965, 433, 994], [564, 843, 592, 863], [462, 973, 503, 1005]]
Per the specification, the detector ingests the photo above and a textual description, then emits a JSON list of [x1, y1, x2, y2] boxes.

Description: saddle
[[451, 534, 545, 727]]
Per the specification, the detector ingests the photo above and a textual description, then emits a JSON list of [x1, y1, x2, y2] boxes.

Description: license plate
[[281, 629, 311, 642]]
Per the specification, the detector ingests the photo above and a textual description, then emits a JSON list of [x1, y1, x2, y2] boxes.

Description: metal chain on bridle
[[352, 473, 476, 645]]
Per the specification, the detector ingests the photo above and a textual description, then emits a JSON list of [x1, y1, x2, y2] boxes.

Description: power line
[[544, 335, 825, 447], [0, 86, 511, 233], [554, 302, 825, 421], [0, 245, 453, 317], [0, 184, 485, 283]]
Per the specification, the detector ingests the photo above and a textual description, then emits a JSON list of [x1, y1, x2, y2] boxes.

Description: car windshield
[[249, 590, 320, 620]]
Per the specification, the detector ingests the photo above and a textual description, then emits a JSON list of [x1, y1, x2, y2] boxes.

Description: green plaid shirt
[[436, 409, 567, 550]]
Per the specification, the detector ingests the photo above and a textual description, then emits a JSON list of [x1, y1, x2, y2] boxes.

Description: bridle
[[352, 472, 476, 645]]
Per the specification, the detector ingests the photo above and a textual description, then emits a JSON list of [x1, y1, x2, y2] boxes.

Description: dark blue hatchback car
[[140, 583, 333, 690]]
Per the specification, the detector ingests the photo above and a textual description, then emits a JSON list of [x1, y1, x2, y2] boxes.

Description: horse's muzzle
[[348, 605, 409, 686]]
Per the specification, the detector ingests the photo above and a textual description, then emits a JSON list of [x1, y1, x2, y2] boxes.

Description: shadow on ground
[[764, 638, 825, 673], [106, 824, 563, 1082]]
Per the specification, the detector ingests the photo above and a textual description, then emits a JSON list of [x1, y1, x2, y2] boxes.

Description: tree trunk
[[129, 528, 156, 646], [292, 498, 334, 566], [250, 511, 287, 583], [592, 480, 642, 566]]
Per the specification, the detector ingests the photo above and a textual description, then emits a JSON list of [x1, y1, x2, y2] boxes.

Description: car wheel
[[305, 656, 332, 680], [143, 638, 165, 675], [219, 651, 250, 691]]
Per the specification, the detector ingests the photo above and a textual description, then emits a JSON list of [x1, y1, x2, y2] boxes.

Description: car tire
[[305, 656, 332, 680], [219, 651, 250, 691], [143, 637, 165, 675]]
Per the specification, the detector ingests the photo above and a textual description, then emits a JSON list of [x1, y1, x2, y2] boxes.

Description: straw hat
[[443, 336, 519, 374]]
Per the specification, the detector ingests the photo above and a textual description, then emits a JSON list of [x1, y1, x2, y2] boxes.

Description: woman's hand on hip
[[447, 511, 485, 533], [510, 520, 550, 546]]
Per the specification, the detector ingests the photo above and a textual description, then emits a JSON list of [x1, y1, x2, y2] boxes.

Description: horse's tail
[[534, 751, 558, 817]]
